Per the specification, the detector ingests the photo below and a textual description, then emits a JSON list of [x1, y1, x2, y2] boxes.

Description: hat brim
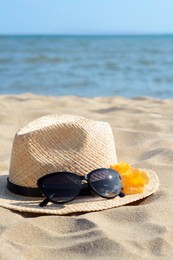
[[0, 169, 159, 215]]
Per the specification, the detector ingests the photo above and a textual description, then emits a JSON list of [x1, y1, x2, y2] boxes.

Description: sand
[[0, 93, 173, 259]]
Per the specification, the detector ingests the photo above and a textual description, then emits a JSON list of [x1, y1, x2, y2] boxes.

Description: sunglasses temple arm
[[119, 191, 125, 197], [39, 197, 50, 207]]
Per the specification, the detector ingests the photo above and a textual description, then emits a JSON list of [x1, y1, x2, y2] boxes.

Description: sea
[[0, 35, 173, 99]]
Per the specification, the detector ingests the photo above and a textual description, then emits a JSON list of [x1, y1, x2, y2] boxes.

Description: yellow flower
[[110, 161, 131, 174], [110, 162, 150, 195]]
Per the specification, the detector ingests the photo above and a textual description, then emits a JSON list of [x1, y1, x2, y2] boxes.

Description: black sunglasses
[[37, 168, 124, 207]]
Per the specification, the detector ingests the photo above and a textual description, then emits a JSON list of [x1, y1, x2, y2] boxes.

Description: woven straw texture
[[0, 169, 159, 215], [9, 114, 117, 188]]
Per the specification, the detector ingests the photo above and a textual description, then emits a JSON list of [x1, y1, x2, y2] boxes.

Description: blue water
[[0, 35, 173, 98]]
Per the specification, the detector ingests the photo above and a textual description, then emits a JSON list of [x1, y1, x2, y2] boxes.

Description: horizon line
[[1, 32, 173, 37]]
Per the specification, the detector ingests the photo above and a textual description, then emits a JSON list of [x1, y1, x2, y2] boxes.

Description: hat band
[[7, 177, 92, 198], [7, 178, 42, 197]]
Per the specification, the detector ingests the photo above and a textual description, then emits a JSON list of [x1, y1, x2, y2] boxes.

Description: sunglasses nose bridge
[[81, 175, 88, 181]]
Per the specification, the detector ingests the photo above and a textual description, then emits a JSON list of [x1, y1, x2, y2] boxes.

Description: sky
[[0, 0, 173, 35]]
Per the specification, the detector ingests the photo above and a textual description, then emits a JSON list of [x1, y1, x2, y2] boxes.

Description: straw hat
[[0, 114, 159, 215]]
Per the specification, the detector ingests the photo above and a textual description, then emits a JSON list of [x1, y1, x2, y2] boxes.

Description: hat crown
[[9, 115, 117, 188]]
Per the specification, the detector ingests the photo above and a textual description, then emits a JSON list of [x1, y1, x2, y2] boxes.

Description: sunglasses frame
[[37, 168, 122, 207]]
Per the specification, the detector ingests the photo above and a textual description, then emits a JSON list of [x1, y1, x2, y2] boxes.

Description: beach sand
[[0, 93, 173, 259]]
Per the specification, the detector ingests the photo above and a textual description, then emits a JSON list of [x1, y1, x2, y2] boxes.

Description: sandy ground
[[0, 93, 173, 259]]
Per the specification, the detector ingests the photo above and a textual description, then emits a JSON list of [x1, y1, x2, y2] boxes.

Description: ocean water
[[0, 35, 173, 98]]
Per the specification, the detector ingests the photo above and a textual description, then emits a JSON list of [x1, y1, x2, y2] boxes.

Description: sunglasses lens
[[41, 173, 81, 203], [89, 169, 122, 198]]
